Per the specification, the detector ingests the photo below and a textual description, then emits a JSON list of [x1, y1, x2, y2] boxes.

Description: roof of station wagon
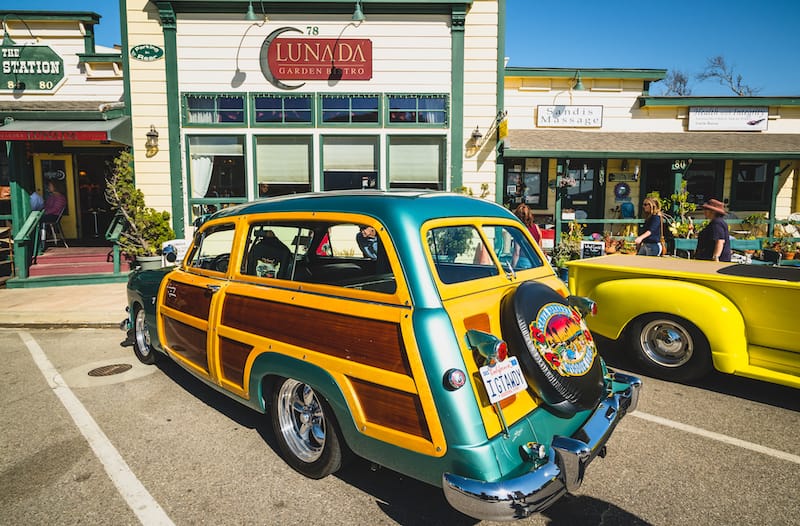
[[210, 191, 518, 228]]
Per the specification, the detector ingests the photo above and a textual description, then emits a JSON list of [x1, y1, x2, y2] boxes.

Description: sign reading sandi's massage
[[1, 44, 64, 92]]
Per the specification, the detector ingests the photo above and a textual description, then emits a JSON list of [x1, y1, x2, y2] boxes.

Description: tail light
[[465, 329, 508, 366]]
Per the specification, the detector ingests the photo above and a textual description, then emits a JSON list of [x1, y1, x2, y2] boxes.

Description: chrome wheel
[[275, 379, 326, 463], [132, 306, 158, 365], [638, 318, 693, 368]]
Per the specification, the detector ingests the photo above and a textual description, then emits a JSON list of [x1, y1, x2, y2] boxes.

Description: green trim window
[[387, 94, 448, 126], [730, 160, 775, 210], [321, 94, 380, 124], [504, 158, 548, 210], [323, 135, 378, 189], [388, 136, 446, 190], [254, 135, 312, 197], [184, 94, 246, 125], [253, 94, 313, 125], [186, 135, 247, 221], [684, 160, 724, 205]]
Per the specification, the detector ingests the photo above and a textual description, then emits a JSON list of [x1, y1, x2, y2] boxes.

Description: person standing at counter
[[695, 198, 731, 262], [635, 197, 663, 256]]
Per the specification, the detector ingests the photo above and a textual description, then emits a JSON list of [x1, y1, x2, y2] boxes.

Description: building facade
[[0, 10, 128, 245], [501, 68, 800, 242], [122, 0, 502, 238]]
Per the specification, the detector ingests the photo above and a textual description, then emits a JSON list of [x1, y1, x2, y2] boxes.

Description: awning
[[504, 129, 800, 160], [0, 116, 131, 146]]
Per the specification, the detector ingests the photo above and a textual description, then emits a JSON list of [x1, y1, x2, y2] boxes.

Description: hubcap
[[276, 379, 326, 463], [135, 309, 151, 357], [639, 319, 693, 368]]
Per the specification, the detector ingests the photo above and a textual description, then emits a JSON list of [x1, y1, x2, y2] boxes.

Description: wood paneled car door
[[158, 222, 237, 381]]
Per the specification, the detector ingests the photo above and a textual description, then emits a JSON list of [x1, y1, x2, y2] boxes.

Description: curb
[[0, 322, 122, 329]]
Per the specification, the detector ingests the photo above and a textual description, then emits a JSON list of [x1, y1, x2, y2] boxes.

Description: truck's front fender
[[585, 278, 747, 374]]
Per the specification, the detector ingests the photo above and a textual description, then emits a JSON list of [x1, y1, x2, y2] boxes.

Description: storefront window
[[684, 160, 723, 205], [184, 94, 246, 125], [187, 135, 246, 219], [504, 158, 547, 210], [254, 136, 312, 197], [253, 94, 313, 125], [387, 95, 448, 125], [388, 136, 445, 190], [322, 136, 377, 190], [321, 94, 379, 124], [731, 160, 774, 209]]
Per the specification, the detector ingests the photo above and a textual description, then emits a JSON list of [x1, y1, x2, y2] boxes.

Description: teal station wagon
[[124, 191, 641, 520]]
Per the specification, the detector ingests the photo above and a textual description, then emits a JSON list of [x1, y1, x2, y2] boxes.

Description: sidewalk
[[0, 283, 128, 328]]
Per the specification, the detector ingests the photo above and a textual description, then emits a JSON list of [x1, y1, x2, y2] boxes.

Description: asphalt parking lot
[[2, 328, 799, 526]]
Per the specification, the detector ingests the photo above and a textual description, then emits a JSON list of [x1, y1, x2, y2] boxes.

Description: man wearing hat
[[695, 198, 732, 262]]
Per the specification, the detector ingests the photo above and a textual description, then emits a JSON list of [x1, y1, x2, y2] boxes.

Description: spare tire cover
[[500, 281, 605, 417]]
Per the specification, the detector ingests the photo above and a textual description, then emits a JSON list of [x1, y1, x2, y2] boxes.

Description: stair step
[[28, 261, 115, 277]]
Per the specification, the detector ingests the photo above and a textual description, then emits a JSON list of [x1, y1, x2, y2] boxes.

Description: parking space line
[[19, 331, 175, 526], [634, 411, 800, 465]]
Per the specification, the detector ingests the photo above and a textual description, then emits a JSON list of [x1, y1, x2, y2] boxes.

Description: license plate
[[479, 356, 528, 404]]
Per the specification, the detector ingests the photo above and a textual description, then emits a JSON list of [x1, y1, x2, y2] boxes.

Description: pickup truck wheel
[[133, 306, 159, 365], [628, 314, 711, 382], [271, 378, 344, 479], [501, 281, 605, 417]]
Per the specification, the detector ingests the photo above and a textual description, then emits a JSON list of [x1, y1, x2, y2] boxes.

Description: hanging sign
[[130, 44, 164, 62], [260, 27, 372, 90], [688, 107, 768, 131], [1, 45, 64, 92]]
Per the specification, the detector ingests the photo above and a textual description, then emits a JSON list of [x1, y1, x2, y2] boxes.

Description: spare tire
[[500, 281, 605, 417]]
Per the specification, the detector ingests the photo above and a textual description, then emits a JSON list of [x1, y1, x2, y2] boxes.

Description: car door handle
[[206, 284, 221, 294]]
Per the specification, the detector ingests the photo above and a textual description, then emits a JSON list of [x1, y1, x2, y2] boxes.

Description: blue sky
[[15, 0, 800, 96]]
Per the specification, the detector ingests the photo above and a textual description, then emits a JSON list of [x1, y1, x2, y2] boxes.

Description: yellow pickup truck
[[568, 254, 800, 388]]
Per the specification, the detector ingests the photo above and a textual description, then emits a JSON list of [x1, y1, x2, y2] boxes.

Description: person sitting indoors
[[42, 180, 67, 223], [356, 224, 378, 259]]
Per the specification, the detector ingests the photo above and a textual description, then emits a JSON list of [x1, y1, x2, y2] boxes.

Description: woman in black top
[[695, 199, 732, 262], [635, 197, 663, 256]]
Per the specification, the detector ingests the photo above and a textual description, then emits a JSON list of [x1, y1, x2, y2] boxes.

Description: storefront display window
[[684, 160, 723, 205], [323, 136, 377, 190], [187, 135, 246, 217], [504, 158, 548, 209], [387, 95, 448, 125], [321, 94, 379, 124], [184, 94, 246, 125], [254, 136, 312, 197], [731, 160, 774, 210], [388, 136, 445, 190], [253, 94, 313, 125]]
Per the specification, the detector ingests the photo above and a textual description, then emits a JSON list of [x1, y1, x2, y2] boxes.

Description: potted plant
[[552, 220, 584, 279], [105, 150, 175, 269], [781, 240, 797, 260]]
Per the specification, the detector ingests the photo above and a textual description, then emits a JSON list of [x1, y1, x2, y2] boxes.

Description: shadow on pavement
[[595, 335, 800, 412]]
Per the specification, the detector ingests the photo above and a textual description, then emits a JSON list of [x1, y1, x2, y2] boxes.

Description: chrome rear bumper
[[442, 372, 641, 521]]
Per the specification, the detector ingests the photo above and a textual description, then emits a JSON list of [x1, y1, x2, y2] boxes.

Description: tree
[[662, 70, 692, 96], [105, 150, 175, 257], [697, 56, 760, 96]]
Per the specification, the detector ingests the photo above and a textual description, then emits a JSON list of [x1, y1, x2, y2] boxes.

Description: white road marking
[[633, 411, 800, 465], [19, 331, 174, 526]]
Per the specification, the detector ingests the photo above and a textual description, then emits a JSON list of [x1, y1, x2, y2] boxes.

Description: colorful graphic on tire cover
[[529, 303, 596, 376]]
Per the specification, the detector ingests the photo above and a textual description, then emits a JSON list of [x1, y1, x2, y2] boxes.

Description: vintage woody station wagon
[[123, 191, 641, 520]]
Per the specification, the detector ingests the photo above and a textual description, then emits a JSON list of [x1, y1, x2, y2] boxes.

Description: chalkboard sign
[[580, 241, 605, 259]]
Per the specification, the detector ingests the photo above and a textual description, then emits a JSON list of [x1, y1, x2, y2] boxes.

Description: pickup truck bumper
[[442, 371, 641, 521]]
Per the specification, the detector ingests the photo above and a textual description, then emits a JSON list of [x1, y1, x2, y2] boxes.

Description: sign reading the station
[[260, 27, 372, 90], [537, 105, 603, 128], [1, 44, 64, 92], [688, 107, 768, 131], [130, 44, 164, 62]]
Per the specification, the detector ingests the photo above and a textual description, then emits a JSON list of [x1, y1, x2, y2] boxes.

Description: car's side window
[[242, 221, 396, 294], [482, 225, 543, 270], [427, 225, 499, 284], [186, 223, 236, 274]]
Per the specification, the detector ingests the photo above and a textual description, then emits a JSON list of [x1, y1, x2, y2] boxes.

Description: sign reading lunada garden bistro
[[1, 44, 64, 92], [260, 27, 372, 90]]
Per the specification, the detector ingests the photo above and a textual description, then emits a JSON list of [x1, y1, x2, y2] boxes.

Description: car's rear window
[[427, 224, 542, 284]]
